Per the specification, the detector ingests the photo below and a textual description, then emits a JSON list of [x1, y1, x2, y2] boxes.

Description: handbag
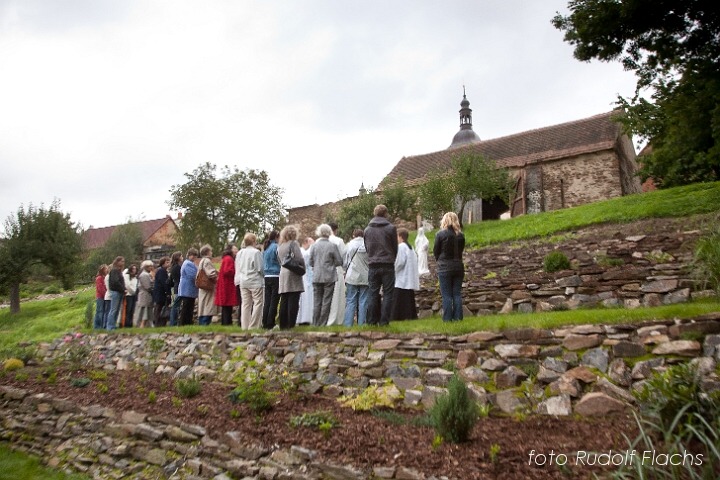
[[195, 264, 216, 290], [281, 244, 306, 276]]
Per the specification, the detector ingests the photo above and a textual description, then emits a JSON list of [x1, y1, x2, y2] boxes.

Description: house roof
[[383, 110, 626, 187], [83, 217, 176, 250]]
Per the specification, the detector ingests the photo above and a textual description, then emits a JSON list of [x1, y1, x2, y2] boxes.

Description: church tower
[[449, 87, 481, 148]]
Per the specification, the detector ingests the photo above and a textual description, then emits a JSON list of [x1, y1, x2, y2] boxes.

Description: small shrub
[[694, 226, 720, 294], [96, 382, 109, 394], [14, 372, 29, 382], [228, 378, 275, 413], [431, 434, 443, 450], [229, 408, 240, 418], [70, 377, 91, 388], [148, 391, 157, 403], [43, 285, 62, 295], [543, 251, 570, 273], [3, 358, 24, 371], [147, 338, 165, 354], [339, 385, 397, 411], [88, 370, 108, 381], [489, 443, 501, 464], [196, 404, 209, 416], [175, 376, 202, 398], [84, 300, 94, 329], [595, 254, 625, 267], [289, 411, 339, 432], [171, 397, 183, 408], [428, 374, 478, 443]]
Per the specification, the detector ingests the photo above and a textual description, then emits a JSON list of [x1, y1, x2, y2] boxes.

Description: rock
[[495, 366, 528, 389], [563, 366, 597, 384], [165, 425, 199, 442], [690, 357, 716, 377], [631, 358, 665, 380], [456, 350, 478, 369], [373, 466, 397, 479], [574, 392, 627, 417], [121, 411, 147, 424], [404, 390, 423, 406], [608, 359, 632, 387], [612, 342, 647, 358], [480, 359, 508, 371], [536, 366, 561, 384], [395, 466, 425, 480], [371, 339, 401, 350], [467, 331, 503, 342], [581, 348, 609, 373], [664, 288, 690, 304], [570, 325, 603, 335], [421, 386, 448, 409], [542, 357, 568, 373], [641, 279, 678, 293], [392, 377, 421, 391], [556, 275, 582, 287], [425, 368, 454, 387], [499, 298, 514, 314], [134, 423, 164, 441], [494, 344, 540, 359], [494, 389, 526, 414], [459, 366, 489, 384], [173, 365, 193, 379], [596, 377, 635, 404], [703, 334, 720, 356], [652, 340, 701, 356], [536, 395, 572, 416], [562, 334, 602, 351], [547, 377, 582, 398], [643, 294, 663, 307]]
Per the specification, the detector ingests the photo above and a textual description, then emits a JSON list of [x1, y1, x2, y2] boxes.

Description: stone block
[[562, 334, 602, 351], [456, 350, 478, 369], [574, 392, 627, 417], [652, 340, 701, 356], [495, 366, 528, 389], [536, 395, 572, 416], [494, 389, 527, 414], [494, 344, 540, 359], [612, 342, 647, 358], [581, 348, 609, 373]]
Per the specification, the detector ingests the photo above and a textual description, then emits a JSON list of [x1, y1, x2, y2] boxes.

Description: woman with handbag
[[196, 244, 218, 326], [276, 225, 305, 329], [153, 256, 171, 327], [214, 243, 238, 325]]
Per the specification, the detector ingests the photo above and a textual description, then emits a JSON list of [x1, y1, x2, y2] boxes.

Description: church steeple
[[449, 86, 481, 149]]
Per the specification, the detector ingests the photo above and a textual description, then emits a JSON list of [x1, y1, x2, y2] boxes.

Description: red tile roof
[[383, 110, 626, 186], [83, 218, 175, 250]]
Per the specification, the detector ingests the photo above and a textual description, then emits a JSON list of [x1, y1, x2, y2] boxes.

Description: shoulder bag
[[281, 243, 306, 276], [195, 260, 216, 290]]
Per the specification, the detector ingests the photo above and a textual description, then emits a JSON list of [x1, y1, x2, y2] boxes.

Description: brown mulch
[[1, 367, 638, 479]]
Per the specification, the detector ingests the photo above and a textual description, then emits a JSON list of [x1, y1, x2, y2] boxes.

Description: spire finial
[[463, 84, 466, 98]]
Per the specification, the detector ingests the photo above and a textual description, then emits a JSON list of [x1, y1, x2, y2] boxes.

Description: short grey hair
[[315, 223, 332, 238]]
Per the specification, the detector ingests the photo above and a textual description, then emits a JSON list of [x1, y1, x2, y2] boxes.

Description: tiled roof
[[383, 110, 625, 186], [83, 218, 174, 250]]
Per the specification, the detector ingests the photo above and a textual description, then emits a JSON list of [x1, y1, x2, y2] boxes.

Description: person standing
[[433, 211, 466, 321], [121, 264, 138, 328], [391, 228, 420, 320], [196, 244, 218, 325], [277, 225, 305, 329], [215, 244, 238, 325], [297, 237, 315, 326], [93, 264, 108, 330], [106, 256, 126, 331], [262, 231, 280, 329], [167, 251, 183, 326], [343, 229, 369, 327], [153, 257, 171, 327], [310, 224, 342, 326], [135, 260, 154, 328], [364, 205, 398, 326], [235, 233, 264, 330], [327, 222, 347, 326], [178, 248, 199, 326]]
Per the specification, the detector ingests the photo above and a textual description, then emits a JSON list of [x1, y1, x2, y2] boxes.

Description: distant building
[[83, 215, 180, 261]]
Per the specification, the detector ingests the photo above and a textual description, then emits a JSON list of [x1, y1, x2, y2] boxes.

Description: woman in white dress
[[297, 237, 315, 325]]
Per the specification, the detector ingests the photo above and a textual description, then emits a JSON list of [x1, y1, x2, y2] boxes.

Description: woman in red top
[[215, 243, 239, 325], [94, 264, 108, 329]]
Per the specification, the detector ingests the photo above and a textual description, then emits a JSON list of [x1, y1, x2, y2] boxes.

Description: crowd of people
[[93, 205, 466, 330]]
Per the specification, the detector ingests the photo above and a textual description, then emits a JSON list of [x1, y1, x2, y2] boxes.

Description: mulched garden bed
[[1, 367, 638, 479]]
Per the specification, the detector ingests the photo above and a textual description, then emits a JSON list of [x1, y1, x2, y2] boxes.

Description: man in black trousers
[[363, 204, 398, 326]]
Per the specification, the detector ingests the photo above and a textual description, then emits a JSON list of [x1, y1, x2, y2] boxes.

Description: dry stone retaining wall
[[2, 315, 720, 479]]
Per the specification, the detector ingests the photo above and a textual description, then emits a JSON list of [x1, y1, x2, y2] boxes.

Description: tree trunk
[[9, 282, 20, 314]]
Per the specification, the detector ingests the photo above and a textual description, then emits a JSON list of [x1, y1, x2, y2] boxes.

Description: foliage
[[83, 300, 93, 329], [489, 443, 501, 465], [0, 200, 83, 314], [552, 1, 720, 187], [148, 391, 157, 403], [289, 411, 339, 430], [634, 362, 720, 442], [228, 377, 275, 413], [336, 188, 378, 238], [428, 374, 478, 443], [62, 332, 91, 370], [417, 168, 456, 226], [175, 376, 203, 398], [2, 358, 24, 371], [338, 384, 397, 411], [70, 377, 91, 388], [168, 162, 286, 252], [380, 176, 417, 222], [82, 222, 143, 282], [0, 444, 90, 480], [694, 223, 720, 294], [543, 251, 571, 273]]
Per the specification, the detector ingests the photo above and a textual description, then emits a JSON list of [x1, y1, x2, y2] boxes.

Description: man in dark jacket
[[363, 204, 398, 325]]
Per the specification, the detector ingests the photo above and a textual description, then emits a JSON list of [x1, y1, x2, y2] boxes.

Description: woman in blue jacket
[[262, 231, 280, 329], [178, 248, 199, 326]]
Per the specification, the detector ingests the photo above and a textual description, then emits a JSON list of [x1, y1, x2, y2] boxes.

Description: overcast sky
[[0, 1, 638, 231]]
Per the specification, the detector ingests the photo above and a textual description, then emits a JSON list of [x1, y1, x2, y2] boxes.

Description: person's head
[[186, 247, 199, 260], [199, 244, 213, 257], [141, 260, 154, 272], [242, 232, 257, 248], [397, 227, 409, 245], [157, 256, 170, 268], [171, 251, 183, 266], [352, 229, 364, 239], [128, 263, 138, 276], [279, 225, 298, 244], [222, 243, 236, 257], [315, 223, 332, 238], [329, 222, 339, 234], [441, 212, 462, 233], [301, 236, 315, 249], [373, 204, 388, 218], [98, 264, 108, 276], [263, 230, 279, 250], [112, 256, 125, 270]]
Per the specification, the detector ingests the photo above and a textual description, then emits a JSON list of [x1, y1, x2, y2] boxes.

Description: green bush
[[3, 358, 24, 371], [175, 376, 202, 398], [694, 224, 720, 294], [84, 300, 94, 329], [339, 385, 397, 411], [289, 411, 339, 430], [543, 251, 571, 273], [228, 378, 275, 413], [428, 374, 478, 443], [43, 285, 62, 295]]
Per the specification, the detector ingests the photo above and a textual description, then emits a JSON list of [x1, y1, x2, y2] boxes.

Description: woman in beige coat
[[277, 225, 305, 329], [196, 244, 218, 325]]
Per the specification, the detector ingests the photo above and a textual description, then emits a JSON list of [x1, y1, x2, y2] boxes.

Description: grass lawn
[[0, 445, 89, 480]]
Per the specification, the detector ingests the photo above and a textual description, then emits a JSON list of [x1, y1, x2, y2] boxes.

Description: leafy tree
[[380, 176, 417, 222], [0, 201, 83, 314], [552, 0, 720, 187], [83, 223, 143, 281], [417, 153, 512, 225], [167, 162, 286, 252], [336, 188, 378, 238]]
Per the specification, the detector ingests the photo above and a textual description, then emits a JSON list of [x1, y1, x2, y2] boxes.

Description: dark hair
[[128, 263, 138, 276], [157, 256, 170, 268], [97, 264, 108, 276], [222, 243, 235, 257], [352, 229, 364, 238], [186, 248, 198, 258], [263, 230, 279, 250], [373, 204, 388, 217], [170, 251, 183, 266], [329, 222, 339, 232], [112, 256, 125, 268], [397, 228, 412, 250]]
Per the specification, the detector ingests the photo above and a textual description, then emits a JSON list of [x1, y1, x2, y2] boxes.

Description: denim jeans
[[169, 294, 182, 326], [94, 298, 106, 329], [107, 290, 123, 330], [344, 283, 369, 326], [198, 315, 212, 326], [367, 264, 395, 325], [438, 270, 464, 321]]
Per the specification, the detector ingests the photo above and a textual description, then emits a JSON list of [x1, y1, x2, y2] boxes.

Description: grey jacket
[[309, 238, 342, 283], [344, 237, 369, 286], [277, 241, 305, 294], [364, 216, 398, 265]]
